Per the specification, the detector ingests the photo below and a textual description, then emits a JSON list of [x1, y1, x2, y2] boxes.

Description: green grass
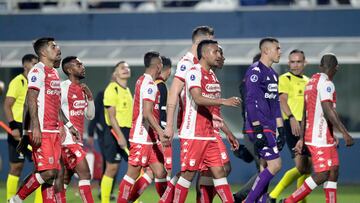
[[1, 182, 359, 202]]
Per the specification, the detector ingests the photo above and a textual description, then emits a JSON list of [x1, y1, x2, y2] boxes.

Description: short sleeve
[[27, 68, 44, 91], [6, 78, 19, 98], [186, 68, 201, 90], [319, 80, 335, 102], [278, 74, 290, 94], [174, 59, 193, 82], [143, 83, 157, 102], [103, 83, 118, 107]]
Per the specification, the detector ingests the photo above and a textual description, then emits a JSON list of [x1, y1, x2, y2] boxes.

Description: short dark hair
[[161, 56, 172, 69], [320, 54, 338, 70], [22, 54, 38, 65], [289, 49, 306, 60], [113, 61, 127, 72], [61, 56, 77, 76], [259, 37, 279, 49], [197, 39, 218, 60], [144, 51, 160, 68], [192, 26, 214, 43], [33, 37, 55, 57]]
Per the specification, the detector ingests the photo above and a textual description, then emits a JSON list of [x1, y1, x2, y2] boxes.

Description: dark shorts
[[103, 126, 130, 163], [284, 119, 310, 158], [248, 131, 279, 161], [7, 122, 32, 163]]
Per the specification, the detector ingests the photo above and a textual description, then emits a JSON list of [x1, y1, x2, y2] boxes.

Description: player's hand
[[12, 129, 21, 141], [80, 83, 93, 100], [289, 117, 301, 137], [221, 97, 241, 107], [163, 126, 174, 144], [159, 130, 171, 147], [17, 134, 30, 154], [226, 132, 239, 151], [294, 139, 304, 155], [276, 127, 286, 151], [212, 114, 224, 128], [31, 127, 42, 147], [343, 133, 354, 147], [69, 126, 80, 143], [253, 125, 268, 150]]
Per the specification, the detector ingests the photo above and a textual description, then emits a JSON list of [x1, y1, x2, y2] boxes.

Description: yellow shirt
[[6, 74, 28, 123], [103, 82, 133, 128], [278, 72, 309, 121]]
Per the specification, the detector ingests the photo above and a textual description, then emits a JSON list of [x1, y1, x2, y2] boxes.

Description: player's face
[[24, 58, 38, 73], [217, 47, 225, 69], [206, 44, 221, 67], [269, 42, 281, 64], [163, 67, 172, 81], [44, 41, 61, 63], [288, 53, 305, 76], [69, 58, 85, 79], [151, 57, 163, 78], [115, 63, 131, 80]]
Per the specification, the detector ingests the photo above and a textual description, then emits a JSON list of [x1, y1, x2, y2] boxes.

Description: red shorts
[[128, 142, 164, 167], [200, 134, 229, 171], [61, 144, 87, 170], [307, 145, 339, 173], [180, 139, 223, 172], [162, 143, 172, 170], [31, 132, 61, 171]]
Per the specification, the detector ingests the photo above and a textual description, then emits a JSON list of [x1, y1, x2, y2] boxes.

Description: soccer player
[[117, 51, 168, 202], [126, 56, 172, 202], [53, 56, 95, 202], [9, 37, 63, 203], [269, 49, 311, 202], [280, 54, 354, 203], [4, 54, 38, 201], [169, 39, 240, 203], [100, 61, 133, 203], [160, 25, 215, 202], [196, 45, 240, 203], [243, 37, 285, 203]]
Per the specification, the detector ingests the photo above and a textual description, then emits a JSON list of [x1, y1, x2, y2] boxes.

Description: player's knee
[[41, 169, 58, 183], [9, 163, 24, 176], [224, 162, 231, 176], [315, 171, 330, 184], [154, 168, 167, 179]]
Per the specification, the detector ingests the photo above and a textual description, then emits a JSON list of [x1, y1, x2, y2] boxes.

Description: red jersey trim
[[244, 129, 276, 134], [321, 99, 334, 103], [143, 98, 155, 102], [189, 86, 201, 90], [174, 75, 185, 82], [28, 86, 40, 91]]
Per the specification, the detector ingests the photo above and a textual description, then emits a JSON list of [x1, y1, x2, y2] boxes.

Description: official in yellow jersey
[[4, 54, 38, 201], [100, 61, 133, 203], [269, 49, 312, 203]]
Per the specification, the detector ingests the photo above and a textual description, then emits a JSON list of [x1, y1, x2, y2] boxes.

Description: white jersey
[[129, 74, 159, 144], [27, 62, 61, 133]]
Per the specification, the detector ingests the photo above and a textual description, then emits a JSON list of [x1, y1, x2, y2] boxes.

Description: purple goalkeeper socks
[[245, 168, 273, 203]]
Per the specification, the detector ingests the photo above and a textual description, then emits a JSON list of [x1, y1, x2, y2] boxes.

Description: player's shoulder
[[60, 79, 71, 88], [246, 62, 262, 74], [31, 62, 45, 74]]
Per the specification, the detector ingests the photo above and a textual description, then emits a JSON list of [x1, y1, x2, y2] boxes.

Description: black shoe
[[233, 193, 246, 203], [278, 199, 286, 203], [267, 197, 276, 203]]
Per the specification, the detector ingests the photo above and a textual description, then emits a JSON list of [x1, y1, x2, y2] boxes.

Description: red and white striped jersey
[[27, 62, 61, 133], [175, 52, 199, 129], [130, 74, 159, 144], [304, 73, 336, 147], [60, 80, 88, 145], [179, 66, 221, 140]]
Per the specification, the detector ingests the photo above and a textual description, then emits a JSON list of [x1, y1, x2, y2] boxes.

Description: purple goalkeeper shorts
[[248, 131, 280, 160]]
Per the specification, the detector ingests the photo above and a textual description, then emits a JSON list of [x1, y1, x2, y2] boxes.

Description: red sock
[[324, 181, 337, 203], [159, 176, 178, 203], [197, 185, 216, 203], [117, 175, 135, 203], [79, 180, 94, 203], [55, 189, 66, 203], [286, 177, 317, 203], [155, 178, 168, 197], [213, 178, 234, 203], [42, 183, 56, 203], [17, 173, 44, 200], [173, 177, 191, 203], [129, 173, 152, 201]]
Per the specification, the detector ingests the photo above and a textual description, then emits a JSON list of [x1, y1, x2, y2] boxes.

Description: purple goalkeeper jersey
[[244, 61, 281, 133]]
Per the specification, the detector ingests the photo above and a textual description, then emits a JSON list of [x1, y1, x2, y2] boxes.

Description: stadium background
[[0, 0, 359, 198]]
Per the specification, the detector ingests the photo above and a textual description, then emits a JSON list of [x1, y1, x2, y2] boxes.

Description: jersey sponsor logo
[[250, 74, 258, 82], [31, 76, 37, 82], [70, 109, 84, 116], [252, 67, 261, 72], [264, 93, 277, 99], [73, 100, 86, 109], [180, 65, 186, 71], [46, 89, 61, 95], [205, 83, 221, 92], [190, 74, 196, 81], [189, 159, 196, 166], [326, 86, 332, 92], [50, 80, 61, 89], [267, 83, 278, 92], [147, 88, 153, 94]]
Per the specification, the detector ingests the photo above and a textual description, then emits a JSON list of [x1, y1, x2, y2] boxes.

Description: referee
[[100, 61, 133, 203], [4, 54, 38, 201]]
